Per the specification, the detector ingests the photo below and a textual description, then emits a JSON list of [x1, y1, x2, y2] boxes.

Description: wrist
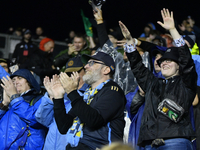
[[127, 40, 134, 45], [53, 94, 64, 99], [10, 93, 20, 101], [134, 38, 138, 46], [96, 19, 103, 24], [168, 27, 177, 33], [139, 92, 145, 97], [2, 100, 10, 106], [0, 102, 8, 110], [65, 88, 77, 94]]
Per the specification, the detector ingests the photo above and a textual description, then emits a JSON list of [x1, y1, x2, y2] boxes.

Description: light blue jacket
[[35, 83, 88, 150]]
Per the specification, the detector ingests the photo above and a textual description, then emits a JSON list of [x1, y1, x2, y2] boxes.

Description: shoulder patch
[[111, 86, 118, 91]]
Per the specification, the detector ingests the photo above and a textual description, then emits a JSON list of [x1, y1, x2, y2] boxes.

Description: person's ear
[[102, 66, 111, 75]]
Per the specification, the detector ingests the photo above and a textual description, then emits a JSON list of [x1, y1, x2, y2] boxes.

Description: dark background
[[0, 0, 199, 41]]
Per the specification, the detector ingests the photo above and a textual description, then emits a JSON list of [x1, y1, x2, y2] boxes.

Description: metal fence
[[0, 33, 68, 59]]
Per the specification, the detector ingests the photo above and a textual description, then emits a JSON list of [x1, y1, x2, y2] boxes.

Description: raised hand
[[157, 8, 175, 30], [43, 76, 54, 100], [1, 76, 17, 97], [117, 39, 127, 47], [93, 7, 103, 24], [59, 72, 79, 94], [119, 21, 133, 45], [68, 44, 78, 55], [2, 89, 10, 106], [51, 74, 65, 99]]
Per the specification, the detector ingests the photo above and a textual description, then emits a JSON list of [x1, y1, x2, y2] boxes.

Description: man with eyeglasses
[[51, 51, 126, 150]]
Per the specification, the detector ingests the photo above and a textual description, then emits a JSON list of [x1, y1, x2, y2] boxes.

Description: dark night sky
[[0, 0, 199, 41]]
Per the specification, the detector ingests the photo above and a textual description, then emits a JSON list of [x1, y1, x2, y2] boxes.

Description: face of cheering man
[[160, 59, 179, 79], [83, 59, 105, 85], [83, 59, 111, 89], [73, 37, 86, 52]]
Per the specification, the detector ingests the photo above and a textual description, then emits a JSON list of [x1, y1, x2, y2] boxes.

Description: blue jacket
[[192, 55, 200, 86], [0, 65, 10, 79], [0, 69, 46, 150], [35, 83, 88, 150]]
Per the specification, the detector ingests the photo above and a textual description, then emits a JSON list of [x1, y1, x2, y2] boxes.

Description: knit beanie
[[39, 38, 54, 51]]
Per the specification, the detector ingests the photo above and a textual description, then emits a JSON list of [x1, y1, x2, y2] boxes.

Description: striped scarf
[[67, 79, 110, 147]]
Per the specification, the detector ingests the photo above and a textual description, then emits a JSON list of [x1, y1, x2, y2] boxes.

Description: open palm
[[157, 8, 175, 30]]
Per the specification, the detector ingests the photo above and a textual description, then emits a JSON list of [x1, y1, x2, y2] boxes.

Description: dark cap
[[0, 58, 8, 64], [65, 56, 84, 73], [81, 51, 115, 74], [157, 47, 180, 66], [23, 29, 31, 35]]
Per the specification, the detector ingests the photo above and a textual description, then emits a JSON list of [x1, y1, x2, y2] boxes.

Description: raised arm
[[93, 7, 109, 47], [157, 8, 181, 40]]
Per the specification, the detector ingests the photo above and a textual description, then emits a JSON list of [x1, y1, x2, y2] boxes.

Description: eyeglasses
[[87, 60, 105, 67]]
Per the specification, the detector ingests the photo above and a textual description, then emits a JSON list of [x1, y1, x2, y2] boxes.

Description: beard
[[83, 67, 102, 85]]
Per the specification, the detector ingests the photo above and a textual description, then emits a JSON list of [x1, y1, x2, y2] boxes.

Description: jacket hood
[[10, 69, 40, 93]]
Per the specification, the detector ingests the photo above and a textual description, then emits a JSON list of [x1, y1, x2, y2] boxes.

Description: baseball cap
[[23, 29, 31, 35], [81, 51, 115, 74], [157, 47, 180, 66], [64, 56, 84, 73]]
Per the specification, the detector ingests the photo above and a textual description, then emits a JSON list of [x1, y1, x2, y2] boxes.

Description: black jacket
[[20, 49, 59, 83], [53, 80, 126, 150], [12, 41, 38, 65], [126, 44, 197, 147]]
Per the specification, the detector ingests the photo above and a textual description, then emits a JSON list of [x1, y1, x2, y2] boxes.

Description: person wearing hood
[[12, 29, 38, 67], [0, 69, 47, 149]]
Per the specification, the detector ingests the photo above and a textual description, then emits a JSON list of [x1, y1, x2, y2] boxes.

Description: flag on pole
[[80, 9, 93, 37]]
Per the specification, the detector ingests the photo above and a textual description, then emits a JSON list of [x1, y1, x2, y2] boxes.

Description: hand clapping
[[59, 72, 79, 94]]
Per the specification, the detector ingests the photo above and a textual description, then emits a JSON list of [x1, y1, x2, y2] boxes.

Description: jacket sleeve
[[0, 65, 10, 79], [179, 44, 197, 92], [35, 92, 54, 127], [126, 50, 157, 93], [12, 44, 20, 60], [130, 91, 145, 115], [139, 40, 157, 53], [0, 108, 7, 119], [53, 98, 75, 134], [53, 50, 70, 68], [10, 96, 43, 127], [96, 23, 109, 48], [67, 87, 125, 129]]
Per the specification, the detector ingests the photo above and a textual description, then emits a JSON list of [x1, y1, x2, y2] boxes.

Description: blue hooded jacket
[[0, 69, 46, 150]]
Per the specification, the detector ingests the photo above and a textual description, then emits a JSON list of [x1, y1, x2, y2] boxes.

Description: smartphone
[[89, 0, 106, 12]]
